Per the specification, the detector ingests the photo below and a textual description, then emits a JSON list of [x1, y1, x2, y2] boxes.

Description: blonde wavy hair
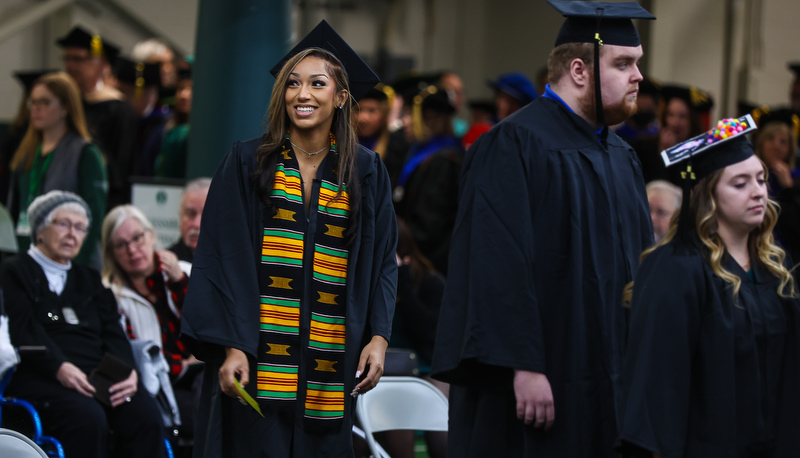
[[624, 159, 796, 306]]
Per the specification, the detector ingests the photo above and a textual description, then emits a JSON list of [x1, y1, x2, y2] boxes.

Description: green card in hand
[[234, 379, 263, 417]]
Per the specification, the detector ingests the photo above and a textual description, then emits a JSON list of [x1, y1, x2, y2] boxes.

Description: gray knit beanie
[[27, 190, 91, 237]]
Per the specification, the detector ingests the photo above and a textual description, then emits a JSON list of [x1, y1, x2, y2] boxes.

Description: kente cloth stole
[[256, 134, 351, 431]]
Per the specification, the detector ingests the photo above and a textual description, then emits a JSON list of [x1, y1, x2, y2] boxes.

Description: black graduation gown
[[618, 241, 800, 458], [430, 97, 653, 457], [180, 138, 397, 458], [396, 141, 464, 275], [83, 99, 138, 208]]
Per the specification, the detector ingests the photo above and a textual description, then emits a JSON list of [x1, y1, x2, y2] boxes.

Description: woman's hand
[[109, 369, 138, 407], [56, 362, 96, 397], [352, 335, 388, 396], [182, 354, 201, 369], [157, 249, 185, 282], [771, 161, 794, 189], [219, 347, 249, 398]]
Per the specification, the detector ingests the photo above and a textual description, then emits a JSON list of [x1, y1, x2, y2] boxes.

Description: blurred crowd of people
[[2, 16, 800, 458]]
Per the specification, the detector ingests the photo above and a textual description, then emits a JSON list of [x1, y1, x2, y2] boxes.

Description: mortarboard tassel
[[594, 9, 605, 127], [90, 34, 104, 58], [135, 63, 145, 99]]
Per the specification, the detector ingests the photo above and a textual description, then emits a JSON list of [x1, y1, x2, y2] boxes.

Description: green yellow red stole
[[256, 133, 351, 432]]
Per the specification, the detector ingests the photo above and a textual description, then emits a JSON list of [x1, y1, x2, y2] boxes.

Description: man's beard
[[579, 80, 638, 126]]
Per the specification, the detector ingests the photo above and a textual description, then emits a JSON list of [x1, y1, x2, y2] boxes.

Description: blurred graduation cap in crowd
[[56, 26, 121, 64], [739, 103, 800, 142], [269, 20, 380, 101], [486, 72, 538, 104], [115, 57, 161, 87], [401, 85, 457, 140], [115, 57, 161, 99], [548, 0, 655, 126], [662, 114, 757, 236], [391, 73, 442, 105], [13, 70, 57, 95], [788, 62, 800, 77]]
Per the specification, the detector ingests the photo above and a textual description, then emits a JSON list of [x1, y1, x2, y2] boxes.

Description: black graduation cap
[[420, 87, 456, 114], [788, 62, 800, 77], [13, 70, 57, 94], [550, 0, 655, 47], [661, 84, 714, 113], [662, 114, 757, 236], [548, 1, 655, 126], [269, 20, 380, 102], [115, 57, 161, 88], [56, 26, 121, 64], [391, 73, 443, 105], [745, 106, 800, 143]]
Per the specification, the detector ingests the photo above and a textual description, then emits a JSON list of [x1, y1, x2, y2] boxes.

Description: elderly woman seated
[[101, 205, 199, 436], [0, 191, 165, 457]]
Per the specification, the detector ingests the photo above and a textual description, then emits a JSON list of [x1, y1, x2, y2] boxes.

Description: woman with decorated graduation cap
[[180, 20, 397, 457], [618, 116, 800, 457]]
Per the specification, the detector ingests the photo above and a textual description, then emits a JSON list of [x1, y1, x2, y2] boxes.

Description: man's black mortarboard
[[548, 1, 655, 126], [662, 114, 757, 237], [56, 26, 121, 64], [115, 57, 162, 88], [269, 20, 380, 102], [13, 70, 57, 94]]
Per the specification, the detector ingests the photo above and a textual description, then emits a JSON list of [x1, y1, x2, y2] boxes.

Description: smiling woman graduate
[[618, 116, 800, 457], [179, 20, 397, 458]]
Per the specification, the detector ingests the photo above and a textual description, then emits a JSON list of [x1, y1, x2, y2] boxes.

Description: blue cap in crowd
[[487, 72, 538, 104]]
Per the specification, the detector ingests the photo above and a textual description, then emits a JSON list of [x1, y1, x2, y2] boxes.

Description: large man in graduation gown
[[431, 2, 655, 456]]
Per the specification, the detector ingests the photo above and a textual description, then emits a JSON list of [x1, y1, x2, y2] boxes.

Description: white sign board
[[131, 183, 183, 250]]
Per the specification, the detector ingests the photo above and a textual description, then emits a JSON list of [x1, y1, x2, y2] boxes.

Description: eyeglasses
[[112, 231, 147, 252], [27, 98, 59, 109], [51, 218, 89, 235]]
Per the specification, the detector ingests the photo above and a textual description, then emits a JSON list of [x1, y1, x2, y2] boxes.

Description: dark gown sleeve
[[180, 140, 261, 362], [618, 246, 705, 458], [1, 259, 69, 378], [403, 149, 461, 274], [365, 152, 398, 342], [431, 126, 547, 388]]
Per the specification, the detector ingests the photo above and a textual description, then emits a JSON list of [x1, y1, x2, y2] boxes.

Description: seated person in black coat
[[1, 191, 165, 458]]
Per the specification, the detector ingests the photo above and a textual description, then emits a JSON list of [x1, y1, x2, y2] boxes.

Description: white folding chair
[[355, 376, 449, 458]]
